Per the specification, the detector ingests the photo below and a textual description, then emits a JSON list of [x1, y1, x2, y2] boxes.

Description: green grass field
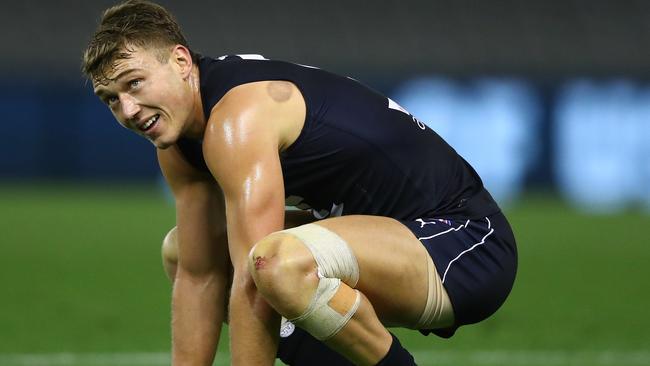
[[1, 184, 649, 365]]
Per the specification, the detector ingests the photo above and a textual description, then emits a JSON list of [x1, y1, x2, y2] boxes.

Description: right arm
[[158, 146, 230, 366]]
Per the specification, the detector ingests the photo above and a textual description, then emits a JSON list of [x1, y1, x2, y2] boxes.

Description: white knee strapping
[[282, 224, 359, 287], [290, 277, 361, 340], [282, 224, 361, 340]]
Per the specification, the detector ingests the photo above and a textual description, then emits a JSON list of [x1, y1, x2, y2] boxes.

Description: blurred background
[[1, 1, 649, 365]]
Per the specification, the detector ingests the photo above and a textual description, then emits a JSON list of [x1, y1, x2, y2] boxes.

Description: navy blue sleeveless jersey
[[177, 55, 500, 221]]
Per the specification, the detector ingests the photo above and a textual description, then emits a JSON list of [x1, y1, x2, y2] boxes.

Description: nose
[[119, 93, 141, 121]]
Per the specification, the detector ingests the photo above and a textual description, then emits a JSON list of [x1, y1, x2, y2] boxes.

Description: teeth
[[142, 115, 159, 130]]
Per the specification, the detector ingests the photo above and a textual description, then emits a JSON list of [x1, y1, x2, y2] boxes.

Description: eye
[[128, 79, 142, 89], [106, 96, 118, 106]]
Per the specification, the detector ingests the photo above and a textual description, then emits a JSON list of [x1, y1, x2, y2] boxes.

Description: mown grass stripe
[[1, 350, 649, 366]]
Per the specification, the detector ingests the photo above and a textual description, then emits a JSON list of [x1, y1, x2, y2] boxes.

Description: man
[[83, 1, 518, 365]]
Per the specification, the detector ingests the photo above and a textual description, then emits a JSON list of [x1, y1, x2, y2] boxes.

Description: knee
[[247, 232, 317, 308], [162, 226, 178, 281]]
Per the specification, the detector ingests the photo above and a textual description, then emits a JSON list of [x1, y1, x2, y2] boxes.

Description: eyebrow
[[93, 68, 141, 96]]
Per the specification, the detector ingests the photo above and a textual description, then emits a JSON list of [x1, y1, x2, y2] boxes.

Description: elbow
[[176, 244, 230, 282], [176, 258, 229, 287]]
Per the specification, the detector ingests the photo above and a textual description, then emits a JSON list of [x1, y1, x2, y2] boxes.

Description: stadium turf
[[1, 184, 648, 365]]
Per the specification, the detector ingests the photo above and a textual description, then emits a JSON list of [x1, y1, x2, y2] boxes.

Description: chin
[[154, 141, 173, 149], [152, 130, 181, 149], [153, 137, 175, 149]]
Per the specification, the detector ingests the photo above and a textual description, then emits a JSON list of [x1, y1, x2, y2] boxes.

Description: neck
[[182, 64, 206, 140]]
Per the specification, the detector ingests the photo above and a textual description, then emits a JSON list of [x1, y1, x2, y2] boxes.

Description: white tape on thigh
[[281, 224, 359, 287], [414, 254, 455, 329], [282, 224, 361, 340]]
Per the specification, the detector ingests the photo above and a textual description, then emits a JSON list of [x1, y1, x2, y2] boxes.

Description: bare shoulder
[[203, 81, 306, 156], [217, 80, 303, 109], [200, 81, 300, 194]]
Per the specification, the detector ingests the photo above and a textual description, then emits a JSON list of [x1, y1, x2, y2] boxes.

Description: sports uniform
[[177, 54, 517, 361]]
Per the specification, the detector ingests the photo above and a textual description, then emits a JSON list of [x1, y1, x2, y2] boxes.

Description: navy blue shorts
[[400, 211, 518, 338]]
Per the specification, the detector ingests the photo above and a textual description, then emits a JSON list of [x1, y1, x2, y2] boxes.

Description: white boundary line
[[1, 350, 650, 366]]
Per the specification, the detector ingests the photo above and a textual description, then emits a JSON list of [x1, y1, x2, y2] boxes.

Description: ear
[[170, 45, 193, 79]]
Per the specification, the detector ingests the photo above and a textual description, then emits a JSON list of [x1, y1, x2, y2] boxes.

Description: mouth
[[139, 114, 160, 132]]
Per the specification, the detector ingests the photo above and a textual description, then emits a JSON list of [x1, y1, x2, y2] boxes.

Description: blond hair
[[82, 0, 198, 83]]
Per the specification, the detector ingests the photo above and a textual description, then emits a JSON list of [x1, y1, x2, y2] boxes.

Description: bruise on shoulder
[[266, 80, 293, 102]]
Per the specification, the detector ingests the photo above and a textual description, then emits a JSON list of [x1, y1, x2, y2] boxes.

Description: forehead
[[92, 47, 161, 90]]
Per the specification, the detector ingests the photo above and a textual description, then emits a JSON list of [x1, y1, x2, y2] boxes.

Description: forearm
[[229, 271, 280, 366], [172, 272, 228, 366]]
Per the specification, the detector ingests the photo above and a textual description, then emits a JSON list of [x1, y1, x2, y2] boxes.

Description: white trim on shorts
[[441, 217, 494, 284]]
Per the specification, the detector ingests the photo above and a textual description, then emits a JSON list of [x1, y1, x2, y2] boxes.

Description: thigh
[[312, 215, 430, 327], [402, 212, 518, 329]]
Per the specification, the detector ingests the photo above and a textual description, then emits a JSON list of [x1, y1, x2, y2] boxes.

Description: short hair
[[82, 0, 199, 84]]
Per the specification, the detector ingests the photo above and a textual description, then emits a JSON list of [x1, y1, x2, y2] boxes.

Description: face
[[93, 46, 197, 149]]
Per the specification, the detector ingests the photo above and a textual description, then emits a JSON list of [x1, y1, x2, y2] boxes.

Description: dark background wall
[[1, 0, 648, 190], [3, 0, 650, 81]]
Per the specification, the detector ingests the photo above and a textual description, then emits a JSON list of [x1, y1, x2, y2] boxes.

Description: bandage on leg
[[282, 224, 362, 340], [290, 277, 361, 340], [281, 224, 359, 287], [413, 254, 455, 329]]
